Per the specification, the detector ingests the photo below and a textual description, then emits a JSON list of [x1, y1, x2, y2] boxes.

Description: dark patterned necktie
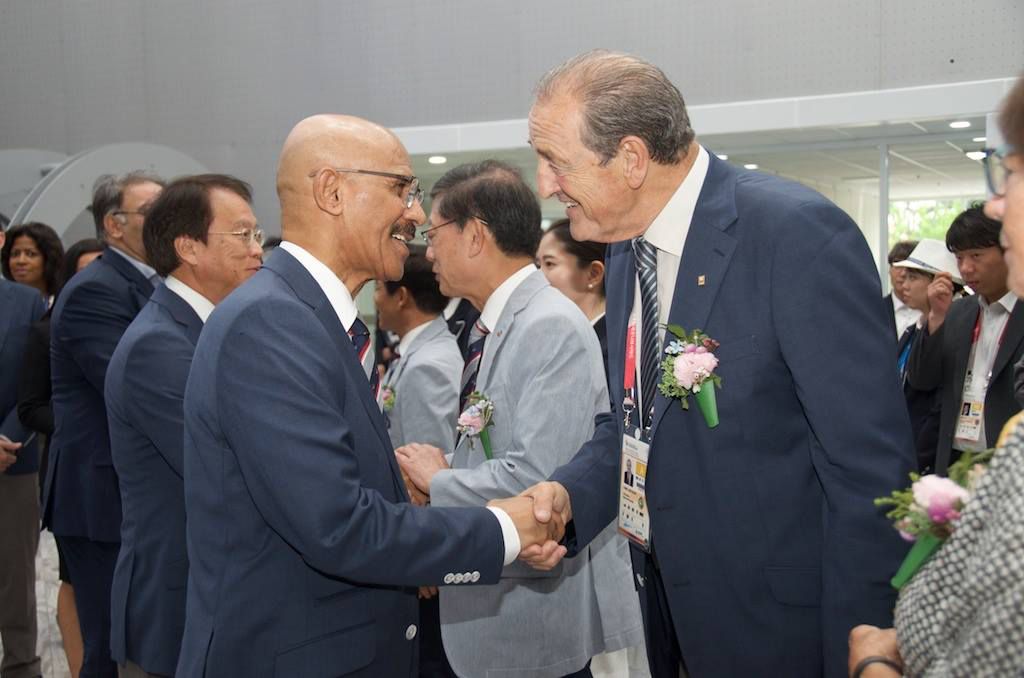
[[460, 320, 490, 411], [632, 237, 661, 430], [348, 317, 380, 397]]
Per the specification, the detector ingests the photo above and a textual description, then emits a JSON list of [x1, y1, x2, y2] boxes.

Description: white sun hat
[[893, 238, 964, 285]]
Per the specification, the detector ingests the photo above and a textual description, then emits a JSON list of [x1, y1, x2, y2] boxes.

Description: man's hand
[[395, 443, 449, 495], [927, 271, 955, 334], [848, 625, 902, 676], [400, 467, 429, 506], [418, 586, 438, 600], [0, 438, 21, 473], [513, 481, 573, 570], [488, 495, 564, 552]]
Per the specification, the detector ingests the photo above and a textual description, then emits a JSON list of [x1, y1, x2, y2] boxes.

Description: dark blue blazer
[[551, 154, 914, 678], [177, 249, 505, 678], [0, 279, 46, 474], [106, 284, 201, 675], [446, 297, 481, 359], [44, 247, 154, 541]]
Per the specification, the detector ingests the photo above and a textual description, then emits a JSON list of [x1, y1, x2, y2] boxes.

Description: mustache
[[390, 222, 417, 243]]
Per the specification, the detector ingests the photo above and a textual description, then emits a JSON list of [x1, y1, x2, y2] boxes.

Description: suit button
[[443, 573, 454, 584], [470, 571, 481, 583], [405, 624, 417, 640], [462, 571, 472, 582], [453, 573, 464, 584], [635, 573, 646, 588]]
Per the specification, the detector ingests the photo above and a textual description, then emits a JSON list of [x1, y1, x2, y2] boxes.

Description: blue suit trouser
[[57, 536, 119, 678]]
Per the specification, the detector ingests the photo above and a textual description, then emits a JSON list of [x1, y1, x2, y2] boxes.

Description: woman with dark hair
[[536, 219, 609, 368], [17, 237, 100, 678], [1, 221, 64, 305], [848, 74, 1024, 678]]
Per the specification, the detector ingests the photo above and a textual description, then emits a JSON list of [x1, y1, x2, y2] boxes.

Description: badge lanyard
[[968, 306, 1009, 392], [623, 324, 654, 441]]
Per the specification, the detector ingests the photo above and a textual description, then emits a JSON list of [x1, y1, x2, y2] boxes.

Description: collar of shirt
[[397, 319, 434, 356], [640, 144, 710, 255], [479, 265, 537, 331], [591, 311, 606, 328], [107, 245, 160, 282], [442, 297, 462, 320], [892, 294, 908, 312], [164, 275, 215, 323], [978, 290, 1018, 316], [278, 241, 358, 331]]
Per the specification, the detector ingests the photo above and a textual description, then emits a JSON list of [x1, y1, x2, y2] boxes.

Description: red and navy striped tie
[[459, 320, 489, 411], [348, 317, 380, 398]]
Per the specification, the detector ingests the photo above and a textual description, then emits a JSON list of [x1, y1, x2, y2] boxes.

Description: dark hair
[[544, 219, 607, 297], [945, 203, 1002, 253], [429, 160, 541, 259], [143, 174, 253, 277], [90, 171, 166, 239], [1, 222, 64, 295], [383, 245, 447, 314], [263, 236, 282, 250], [999, 74, 1024, 150], [887, 240, 918, 265], [535, 50, 695, 166], [58, 238, 104, 293]]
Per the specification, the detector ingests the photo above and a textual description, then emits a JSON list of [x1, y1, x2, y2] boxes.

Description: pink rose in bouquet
[[457, 410, 485, 435], [672, 349, 720, 391], [911, 475, 970, 524]]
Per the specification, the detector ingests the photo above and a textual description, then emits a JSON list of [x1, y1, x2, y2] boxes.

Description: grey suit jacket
[[383, 315, 462, 451], [430, 270, 644, 678]]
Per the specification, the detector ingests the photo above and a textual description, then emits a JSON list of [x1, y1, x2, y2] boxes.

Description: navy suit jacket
[[551, 154, 914, 678], [446, 297, 481, 359], [106, 284, 201, 675], [177, 248, 505, 678], [0, 279, 46, 474], [44, 247, 154, 541]]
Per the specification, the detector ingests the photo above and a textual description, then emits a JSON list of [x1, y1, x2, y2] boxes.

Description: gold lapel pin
[[697, 275, 706, 287]]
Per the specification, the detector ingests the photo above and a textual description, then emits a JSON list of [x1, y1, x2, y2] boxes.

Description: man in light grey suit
[[374, 247, 462, 455], [398, 160, 644, 678]]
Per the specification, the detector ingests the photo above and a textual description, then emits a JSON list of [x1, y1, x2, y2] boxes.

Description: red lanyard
[[971, 305, 1010, 347]]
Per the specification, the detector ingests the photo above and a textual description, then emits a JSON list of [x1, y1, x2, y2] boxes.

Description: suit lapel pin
[[697, 275, 706, 287]]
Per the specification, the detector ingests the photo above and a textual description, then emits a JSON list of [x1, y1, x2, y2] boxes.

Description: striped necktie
[[460, 320, 490, 411], [348, 317, 380, 397], [632, 237, 661, 430]]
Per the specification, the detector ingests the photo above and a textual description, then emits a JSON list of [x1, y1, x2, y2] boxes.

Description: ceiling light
[[716, 154, 729, 160], [972, 136, 987, 143], [949, 120, 971, 129], [427, 155, 447, 165], [744, 163, 758, 170], [965, 150, 986, 161]]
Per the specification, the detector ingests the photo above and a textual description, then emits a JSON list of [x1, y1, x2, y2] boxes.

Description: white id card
[[955, 369, 984, 443], [618, 433, 651, 551]]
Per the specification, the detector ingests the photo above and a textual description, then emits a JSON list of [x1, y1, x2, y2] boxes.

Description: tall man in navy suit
[[105, 174, 263, 678], [176, 114, 562, 678], [0, 220, 47, 678], [519, 51, 914, 678], [44, 172, 165, 678]]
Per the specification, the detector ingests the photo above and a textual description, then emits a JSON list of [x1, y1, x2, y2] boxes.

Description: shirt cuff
[[486, 506, 521, 566]]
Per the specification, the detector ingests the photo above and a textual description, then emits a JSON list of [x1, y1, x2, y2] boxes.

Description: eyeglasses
[[308, 167, 424, 209], [112, 209, 148, 219], [208, 227, 265, 247], [419, 219, 457, 246], [983, 145, 1019, 197], [419, 217, 489, 246]]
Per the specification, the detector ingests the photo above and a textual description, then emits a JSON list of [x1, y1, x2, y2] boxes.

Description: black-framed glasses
[[983, 145, 1019, 197], [208, 227, 265, 247], [419, 219, 456, 246], [308, 167, 424, 209]]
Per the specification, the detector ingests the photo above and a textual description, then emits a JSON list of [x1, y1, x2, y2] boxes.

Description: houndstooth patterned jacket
[[894, 413, 1024, 677]]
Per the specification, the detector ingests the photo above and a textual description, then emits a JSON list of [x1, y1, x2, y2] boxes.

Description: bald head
[[277, 114, 403, 202]]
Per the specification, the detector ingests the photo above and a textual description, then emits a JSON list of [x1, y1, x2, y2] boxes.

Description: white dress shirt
[[956, 291, 1018, 452], [478, 264, 537, 332], [164, 275, 215, 323], [279, 241, 522, 564], [629, 144, 710, 418], [892, 294, 922, 340]]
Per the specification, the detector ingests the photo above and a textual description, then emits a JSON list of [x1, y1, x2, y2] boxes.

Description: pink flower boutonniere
[[457, 392, 495, 460], [875, 448, 994, 588], [658, 325, 721, 428]]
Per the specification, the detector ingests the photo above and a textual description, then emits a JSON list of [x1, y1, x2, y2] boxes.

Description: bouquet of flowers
[[457, 392, 495, 460], [381, 386, 396, 413], [875, 448, 993, 588], [658, 325, 721, 428]]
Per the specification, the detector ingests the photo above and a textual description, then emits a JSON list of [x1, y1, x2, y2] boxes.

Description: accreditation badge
[[618, 431, 651, 551], [955, 369, 985, 443]]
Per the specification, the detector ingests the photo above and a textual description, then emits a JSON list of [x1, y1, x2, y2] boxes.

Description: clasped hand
[[395, 443, 449, 506], [490, 481, 574, 570], [0, 436, 21, 473]]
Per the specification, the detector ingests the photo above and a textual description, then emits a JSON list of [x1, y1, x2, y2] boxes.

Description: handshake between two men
[[395, 443, 574, 571]]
